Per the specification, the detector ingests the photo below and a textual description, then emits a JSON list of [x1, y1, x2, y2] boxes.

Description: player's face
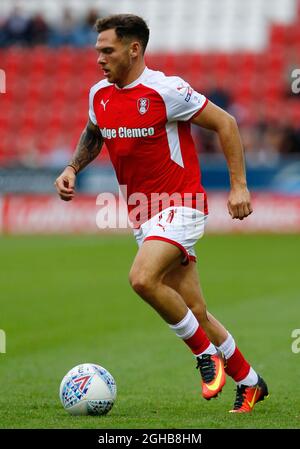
[[95, 29, 134, 87]]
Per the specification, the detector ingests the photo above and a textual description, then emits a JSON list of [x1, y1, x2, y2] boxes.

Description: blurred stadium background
[[0, 0, 300, 234]]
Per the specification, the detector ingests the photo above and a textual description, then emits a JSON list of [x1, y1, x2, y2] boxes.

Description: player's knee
[[129, 269, 156, 299]]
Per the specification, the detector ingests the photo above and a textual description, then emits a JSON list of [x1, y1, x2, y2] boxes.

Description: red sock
[[183, 326, 211, 355], [225, 347, 250, 382]]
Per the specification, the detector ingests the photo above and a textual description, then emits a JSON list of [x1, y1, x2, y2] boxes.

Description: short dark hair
[[95, 14, 150, 53]]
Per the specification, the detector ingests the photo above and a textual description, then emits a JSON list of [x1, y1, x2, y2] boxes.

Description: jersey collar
[[116, 67, 150, 90]]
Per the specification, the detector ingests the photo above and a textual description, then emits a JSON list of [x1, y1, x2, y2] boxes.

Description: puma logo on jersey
[[101, 99, 110, 111]]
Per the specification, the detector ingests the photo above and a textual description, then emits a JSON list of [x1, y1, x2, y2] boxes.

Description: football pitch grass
[[0, 233, 299, 429]]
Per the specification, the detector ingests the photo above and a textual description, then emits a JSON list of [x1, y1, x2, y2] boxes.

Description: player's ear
[[130, 41, 140, 58]]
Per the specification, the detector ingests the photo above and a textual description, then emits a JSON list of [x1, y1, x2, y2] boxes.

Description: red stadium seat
[[1, 8, 300, 167]]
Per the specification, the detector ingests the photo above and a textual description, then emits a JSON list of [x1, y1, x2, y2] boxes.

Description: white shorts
[[133, 206, 207, 265]]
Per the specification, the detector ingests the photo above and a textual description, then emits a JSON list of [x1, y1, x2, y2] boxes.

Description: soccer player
[[55, 14, 268, 413]]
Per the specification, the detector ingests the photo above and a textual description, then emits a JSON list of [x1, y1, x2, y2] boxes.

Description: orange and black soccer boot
[[196, 353, 226, 400], [229, 375, 269, 413]]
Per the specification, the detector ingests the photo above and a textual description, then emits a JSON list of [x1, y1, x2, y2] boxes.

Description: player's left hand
[[227, 186, 253, 220]]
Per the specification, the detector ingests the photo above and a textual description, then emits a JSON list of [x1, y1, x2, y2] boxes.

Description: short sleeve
[[162, 76, 207, 122]]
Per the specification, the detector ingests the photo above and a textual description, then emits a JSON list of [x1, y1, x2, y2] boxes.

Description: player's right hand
[[54, 167, 76, 201]]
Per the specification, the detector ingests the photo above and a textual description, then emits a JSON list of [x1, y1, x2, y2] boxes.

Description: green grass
[[0, 234, 299, 428]]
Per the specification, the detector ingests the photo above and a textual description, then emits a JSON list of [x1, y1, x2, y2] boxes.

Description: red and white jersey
[[89, 67, 208, 226]]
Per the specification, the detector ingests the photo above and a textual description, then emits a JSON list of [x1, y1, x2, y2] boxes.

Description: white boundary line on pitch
[[0, 329, 6, 353]]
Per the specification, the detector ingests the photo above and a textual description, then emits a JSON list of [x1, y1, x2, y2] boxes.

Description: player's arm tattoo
[[68, 119, 103, 174]]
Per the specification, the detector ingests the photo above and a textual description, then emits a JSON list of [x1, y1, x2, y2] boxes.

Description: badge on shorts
[[137, 98, 149, 114]]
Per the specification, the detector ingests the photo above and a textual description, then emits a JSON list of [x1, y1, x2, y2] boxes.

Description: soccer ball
[[59, 363, 117, 416]]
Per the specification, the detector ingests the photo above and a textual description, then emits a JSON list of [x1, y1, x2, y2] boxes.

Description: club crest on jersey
[[137, 98, 149, 114]]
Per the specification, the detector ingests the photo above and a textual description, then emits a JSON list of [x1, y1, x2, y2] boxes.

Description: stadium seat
[[0, 0, 299, 165]]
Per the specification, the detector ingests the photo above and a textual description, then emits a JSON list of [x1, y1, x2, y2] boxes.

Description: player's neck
[[116, 61, 146, 89]]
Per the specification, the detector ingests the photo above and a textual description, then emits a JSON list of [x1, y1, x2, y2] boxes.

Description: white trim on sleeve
[[88, 79, 111, 125]]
